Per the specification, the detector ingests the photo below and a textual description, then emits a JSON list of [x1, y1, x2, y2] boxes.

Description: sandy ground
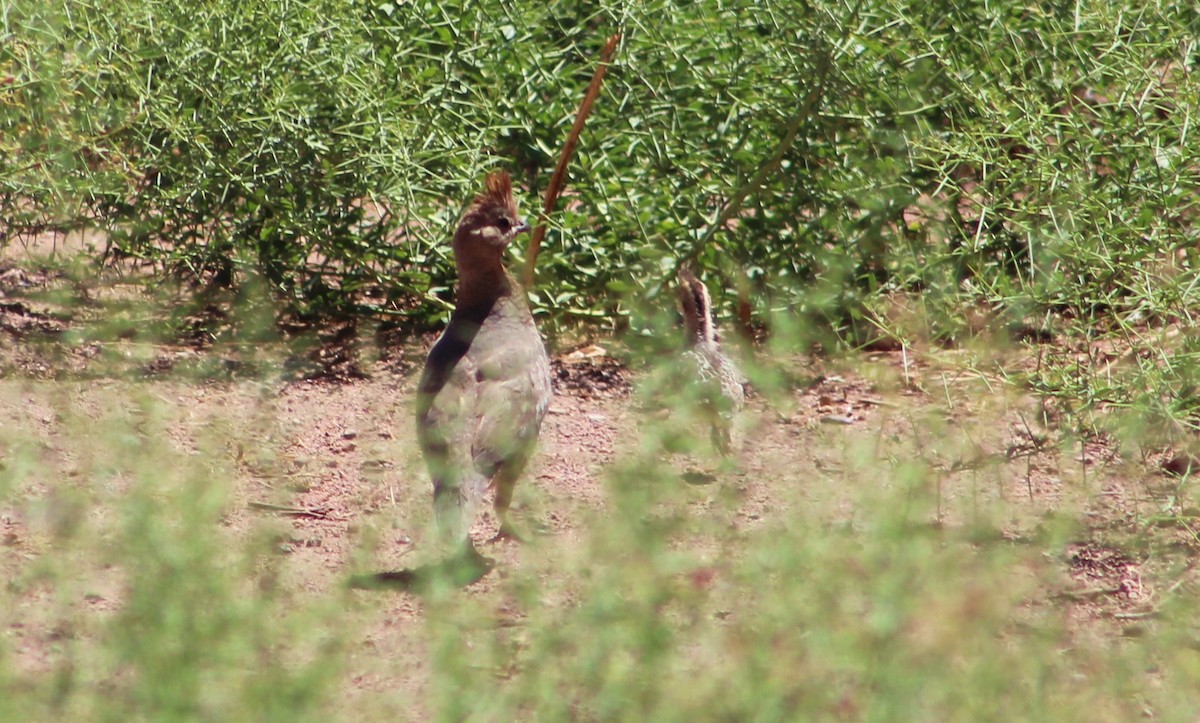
[[1, 255, 1193, 712]]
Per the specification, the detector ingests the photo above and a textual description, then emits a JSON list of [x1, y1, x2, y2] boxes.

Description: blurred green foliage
[[4, 2, 1200, 718]]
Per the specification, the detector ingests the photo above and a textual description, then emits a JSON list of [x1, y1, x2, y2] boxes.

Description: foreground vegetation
[[3, 0, 1200, 719], [3, 326, 1200, 720]]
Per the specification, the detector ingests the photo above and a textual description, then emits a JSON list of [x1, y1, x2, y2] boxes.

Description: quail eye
[[496, 217, 512, 233]]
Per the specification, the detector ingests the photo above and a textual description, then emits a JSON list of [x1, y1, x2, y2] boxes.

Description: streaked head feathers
[[457, 171, 528, 249], [677, 266, 716, 346]]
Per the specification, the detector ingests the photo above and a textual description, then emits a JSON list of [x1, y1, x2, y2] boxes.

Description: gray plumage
[[416, 172, 552, 549]]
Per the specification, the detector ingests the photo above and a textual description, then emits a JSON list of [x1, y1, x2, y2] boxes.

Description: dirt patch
[[551, 344, 633, 398], [2, 263, 1198, 711], [1065, 543, 1147, 607]]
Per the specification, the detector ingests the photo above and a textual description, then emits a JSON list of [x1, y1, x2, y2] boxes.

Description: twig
[[1052, 586, 1123, 601], [666, 0, 865, 281], [247, 501, 338, 520], [858, 397, 900, 408], [523, 33, 621, 288], [673, 100, 815, 275], [1100, 324, 1184, 375], [1114, 611, 1159, 621], [943, 439, 1045, 473]]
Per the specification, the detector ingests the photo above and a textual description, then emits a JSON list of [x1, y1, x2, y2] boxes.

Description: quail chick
[[677, 267, 745, 455]]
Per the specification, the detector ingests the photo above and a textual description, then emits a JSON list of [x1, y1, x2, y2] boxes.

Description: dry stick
[[657, 50, 830, 342], [523, 32, 621, 288], [665, 3, 862, 297], [671, 94, 817, 278]]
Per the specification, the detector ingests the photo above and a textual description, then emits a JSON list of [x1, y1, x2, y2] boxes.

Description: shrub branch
[[522, 32, 621, 289]]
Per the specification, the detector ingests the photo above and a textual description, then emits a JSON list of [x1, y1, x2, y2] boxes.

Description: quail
[[677, 267, 745, 455], [415, 171, 552, 552]]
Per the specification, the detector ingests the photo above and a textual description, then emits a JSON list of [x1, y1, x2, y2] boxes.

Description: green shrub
[[3, 0, 1199, 405], [5, 0, 1196, 325]]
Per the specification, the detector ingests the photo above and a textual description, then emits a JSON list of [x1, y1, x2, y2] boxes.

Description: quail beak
[[514, 219, 531, 235]]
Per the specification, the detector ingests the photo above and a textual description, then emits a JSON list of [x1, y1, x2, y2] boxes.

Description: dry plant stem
[[523, 32, 621, 288], [674, 95, 815, 276], [670, 41, 839, 279], [247, 501, 337, 520], [667, 0, 865, 289]]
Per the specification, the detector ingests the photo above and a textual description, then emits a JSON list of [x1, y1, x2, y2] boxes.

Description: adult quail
[[415, 171, 552, 552]]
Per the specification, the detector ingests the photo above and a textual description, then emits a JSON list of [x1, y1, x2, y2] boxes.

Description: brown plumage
[[416, 172, 552, 551], [677, 267, 745, 455]]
